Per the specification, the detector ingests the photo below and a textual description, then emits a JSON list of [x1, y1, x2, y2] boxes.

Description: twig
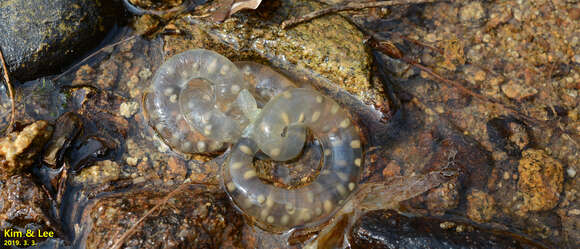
[[110, 182, 190, 249], [368, 37, 535, 122], [281, 0, 437, 29], [53, 35, 137, 82], [399, 35, 444, 54], [365, 34, 580, 143], [0, 47, 16, 134]]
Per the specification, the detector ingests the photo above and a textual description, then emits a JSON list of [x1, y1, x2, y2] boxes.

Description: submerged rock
[[517, 149, 564, 213], [349, 209, 551, 249], [466, 189, 496, 223], [0, 175, 53, 238], [43, 112, 83, 167], [0, 0, 116, 81], [72, 159, 121, 185], [0, 120, 53, 177], [165, 0, 382, 108], [84, 185, 243, 249]]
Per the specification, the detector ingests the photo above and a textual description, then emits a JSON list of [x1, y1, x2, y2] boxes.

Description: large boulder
[[0, 0, 116, 81]]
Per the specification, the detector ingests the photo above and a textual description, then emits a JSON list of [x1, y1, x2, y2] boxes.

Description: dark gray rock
[[349, 210, 552, 249], [0, 0, 115, 82]]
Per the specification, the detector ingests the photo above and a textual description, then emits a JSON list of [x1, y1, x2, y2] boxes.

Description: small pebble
[[503, 171, 510, 180], [482, 34, 491, 43], [573, 54, 580, 64], [501, 81, 538, 100], [459, 2, 486, 25], [567, 167, 576, 178], [120, 101, 140, 118], [425, 33, 437, 43], [139, 68, 152, 80], [126, 157, 139, 166]]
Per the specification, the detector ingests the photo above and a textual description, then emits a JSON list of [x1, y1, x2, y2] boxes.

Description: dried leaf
[[212, 0, 234, 22], [211, 0, 262, 22], [230, 0, 262, 15]]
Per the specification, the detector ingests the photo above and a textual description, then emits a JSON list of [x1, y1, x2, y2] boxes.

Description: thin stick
[[281, 0, 437, 29], [53, 35, 137, 81], [0, 47, 15, 133], [400, 54, 543, 126], [366, 34, 580, 142], [110, 182, 190, 249], [368, 37, 535, 123]]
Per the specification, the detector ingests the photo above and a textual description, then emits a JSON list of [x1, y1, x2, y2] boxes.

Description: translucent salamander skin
[[224, 88, 363, 232], [149, 49, 252, 154], [234, 61, 298, 105], [148, 49, 363, 232]]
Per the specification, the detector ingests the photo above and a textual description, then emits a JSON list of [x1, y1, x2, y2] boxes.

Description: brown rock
[[170, 0, 376, 104], [85, 185, 243, 249], [167, 156, 187, 181], [72, 64, 97, 85], [0, 175, 52, 232], [459, 2, 486, 26], [43, 112, 83, 167], [95, 60, 119, 89], [508, 121, 530, 150], [568, 8, 580, 20], [425, 178, 460, 215], [73, 160, 121, 185], [466, 189, 496, 223], [382, 160, 401, 177], [501, 80, 538, 100], [0, 121, 53, 177], [517, 149, 563, 212]]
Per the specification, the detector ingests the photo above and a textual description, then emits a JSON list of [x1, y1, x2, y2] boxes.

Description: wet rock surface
[[43, 112, 83, 167], [466, 189, 496, 223], [72, 160, 121, 186], [372, 0, 579, 247], [0, 0, 116, 81], [349, 209, 551, 249], [0, 175, 54, 244], [84, 185, 243, 249], [167, 0, 382, 112], [0, 120, 53, 177], [517, 149, 564, 213], [486, 116, 532, 157], [0, 0, 578, 248], [125, 0, 200, 15]]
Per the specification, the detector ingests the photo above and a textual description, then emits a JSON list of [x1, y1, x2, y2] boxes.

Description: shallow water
[[1, 0, 578, 248]]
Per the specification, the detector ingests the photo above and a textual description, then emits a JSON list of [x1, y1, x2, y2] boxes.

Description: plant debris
[[211, 0, 263, 22]]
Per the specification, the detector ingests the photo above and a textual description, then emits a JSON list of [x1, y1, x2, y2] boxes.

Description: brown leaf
[[230, 0, 262, 15], [211, 0, 262, 22], [212, 0, 234, 22]]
